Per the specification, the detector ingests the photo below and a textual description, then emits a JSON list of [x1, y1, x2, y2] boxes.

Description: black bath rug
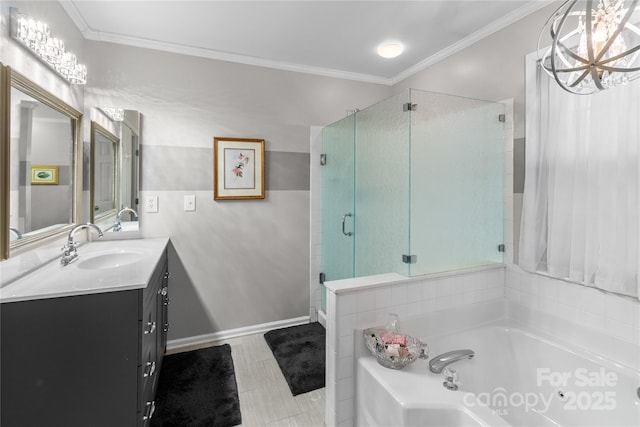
[[264, 322, 326, 396], [151, 344, 241, 427]]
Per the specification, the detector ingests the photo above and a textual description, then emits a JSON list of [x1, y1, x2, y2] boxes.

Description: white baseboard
[[317, 309, 327, 328], [167, 315, 310, 352]]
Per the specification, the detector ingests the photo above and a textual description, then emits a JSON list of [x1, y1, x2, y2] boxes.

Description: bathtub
[[356, 321, 640, 427]]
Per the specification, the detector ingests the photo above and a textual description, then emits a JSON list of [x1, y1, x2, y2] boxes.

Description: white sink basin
[[76, 251, 145, 270]]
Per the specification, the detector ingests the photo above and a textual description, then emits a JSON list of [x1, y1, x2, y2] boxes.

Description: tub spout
[[429, 349, 474, 374]]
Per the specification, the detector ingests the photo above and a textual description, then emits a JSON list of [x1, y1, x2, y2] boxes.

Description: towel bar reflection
[[342, 213, 353, 237]]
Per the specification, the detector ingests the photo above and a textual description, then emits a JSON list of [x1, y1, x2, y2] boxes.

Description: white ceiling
[[61, 0, 553, 85]]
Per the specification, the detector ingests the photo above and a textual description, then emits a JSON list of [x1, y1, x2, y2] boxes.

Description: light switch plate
[[145, 196, 158, 213], [184, 195, 196, 211]]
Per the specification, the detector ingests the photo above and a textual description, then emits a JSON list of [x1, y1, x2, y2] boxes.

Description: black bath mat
[[151, 344, 241, 427], [264, 322, 326, 396]]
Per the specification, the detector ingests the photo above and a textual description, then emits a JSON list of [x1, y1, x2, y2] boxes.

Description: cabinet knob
[[144, 321, 157, 335]]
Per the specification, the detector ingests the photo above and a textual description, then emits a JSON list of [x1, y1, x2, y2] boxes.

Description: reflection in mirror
[[120, 110, 140, 217], [90, 108, 140, 232], [90, 121, 119, 222], [3, 67, 81, 257], [11, 87, 73, 238]]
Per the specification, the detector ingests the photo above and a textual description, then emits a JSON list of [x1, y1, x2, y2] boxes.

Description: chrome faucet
[[428, 349, 474, 374], [61, 223, 103, 266], [113, 207, 138, 232]]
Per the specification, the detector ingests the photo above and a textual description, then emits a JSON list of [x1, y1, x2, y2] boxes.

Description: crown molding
[[60, 0, 554, 87], [59, 0, 392, 85], [90, 29, 394, 86], [390, 0, 555, 85], [59, 0, 90, 33]]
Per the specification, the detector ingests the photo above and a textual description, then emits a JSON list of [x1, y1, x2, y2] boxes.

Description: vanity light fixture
[[377, 42, 404, 59], [10, 8, 87, 85], [539, 0, 640, 94]]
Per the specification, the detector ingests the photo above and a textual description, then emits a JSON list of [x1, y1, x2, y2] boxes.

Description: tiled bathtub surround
[[325, 265, 640, 427], [324, 265, 506, 427], [506, 265, 640, 366]]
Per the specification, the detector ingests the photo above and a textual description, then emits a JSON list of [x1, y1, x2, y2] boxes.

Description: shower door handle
[[342, 213, 353, 236]]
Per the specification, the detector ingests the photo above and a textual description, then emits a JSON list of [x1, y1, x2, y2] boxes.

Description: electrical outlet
[[145, 196, 158, 213], [184, 195, 196, 211]]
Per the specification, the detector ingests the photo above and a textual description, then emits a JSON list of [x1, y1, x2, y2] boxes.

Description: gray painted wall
[[83, 41, 391, 339], [0, 0, 551, 341]]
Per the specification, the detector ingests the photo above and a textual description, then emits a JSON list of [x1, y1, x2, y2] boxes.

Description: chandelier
[[10, 8, 87, 85], [539, 0, 640, 94]]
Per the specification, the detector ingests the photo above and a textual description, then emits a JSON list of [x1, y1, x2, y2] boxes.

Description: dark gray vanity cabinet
[[0, 252, 169, 427]]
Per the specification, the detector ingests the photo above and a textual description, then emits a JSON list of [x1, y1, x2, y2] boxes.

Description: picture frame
[[214, 137, 265, 200], [30, 165, 59, 185]]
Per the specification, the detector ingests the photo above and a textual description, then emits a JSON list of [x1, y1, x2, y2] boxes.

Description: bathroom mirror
[[118, 110, 140, 219], [0, 65, 82, 259], [89, 108, 140, 233], [90, 121, 119, 222]]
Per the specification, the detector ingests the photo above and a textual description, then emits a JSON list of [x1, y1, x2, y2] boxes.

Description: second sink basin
[[76, 251, 145, 270]]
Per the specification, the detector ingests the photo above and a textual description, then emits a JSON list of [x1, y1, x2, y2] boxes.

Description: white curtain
[[520, 64, 640, 298]]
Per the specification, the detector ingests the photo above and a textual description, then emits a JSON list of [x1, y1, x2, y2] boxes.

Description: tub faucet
[[113, 207, 138, 232], [428, 349, 474, 374], [9, 227, 22, 240], [61, 223, 103, 266]]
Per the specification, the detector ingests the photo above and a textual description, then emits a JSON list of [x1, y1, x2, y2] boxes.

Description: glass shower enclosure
[[321, 89, 505, 310]]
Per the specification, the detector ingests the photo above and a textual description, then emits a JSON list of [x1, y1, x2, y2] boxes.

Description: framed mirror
[[89, 108, 140, 233], [90, 121, 119, 223], [0, 65, 82, 259]]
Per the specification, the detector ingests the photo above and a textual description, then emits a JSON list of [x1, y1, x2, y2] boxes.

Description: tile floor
[[167, 333, 326, 427]]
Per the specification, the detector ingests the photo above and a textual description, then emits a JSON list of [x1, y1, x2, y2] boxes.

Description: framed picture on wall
[[213, 137, 265, 200], [30, 165, 59, 185]]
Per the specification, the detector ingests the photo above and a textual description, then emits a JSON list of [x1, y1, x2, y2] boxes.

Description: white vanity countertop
[[0, 238, 169, 304]]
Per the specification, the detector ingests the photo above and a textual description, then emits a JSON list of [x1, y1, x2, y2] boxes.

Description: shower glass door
[[321, 114, 356, 311]]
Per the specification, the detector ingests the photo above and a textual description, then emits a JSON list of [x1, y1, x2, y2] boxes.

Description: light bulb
[[377, 43, 404, 59]]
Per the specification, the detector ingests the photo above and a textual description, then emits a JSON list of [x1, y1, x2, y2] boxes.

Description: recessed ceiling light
[[377, 43, 404, 59]]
